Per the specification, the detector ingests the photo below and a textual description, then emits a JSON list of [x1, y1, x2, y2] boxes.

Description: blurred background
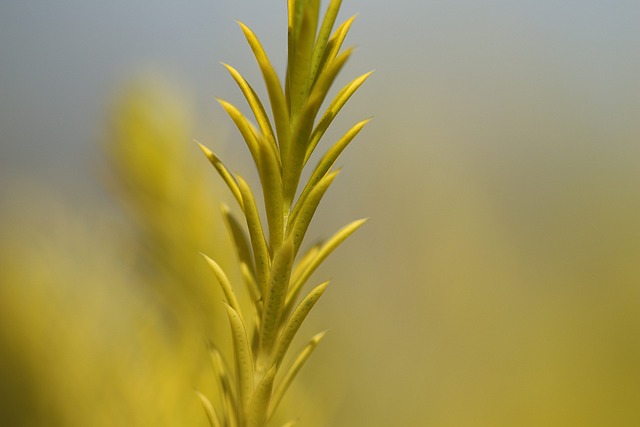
[[1, 0, 640, 426]]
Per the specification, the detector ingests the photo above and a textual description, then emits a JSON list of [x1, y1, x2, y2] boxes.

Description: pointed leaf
[[247, 366, 277, 427], [260, 239, 295, 359], [290, 243, 321, 285], [297, 119, 369, 212], [288, 170, 339, 256], [197, 142, 243, 208], [274, 281, 329, 368], [222, 204, 256, 282], [310, 0, 343, 86], [209, 345, 238, 426], [269, 332, 326, 418], [238, 21, 289, 156], [201, 253, 242, 318], [258, 139, 285, 252], [195, 390, 222, 427], [283, 48, 353, 204], [222, 62, 276, 147], [286, 218, 367, 314], [240, 261, 261, 310], [288, 0, 320, 122], [226, 304, 254, 420], [305, 71, 373, 163], [237, 175, 271, 293], [315, 15, 355, 78], [217, 98, 261, 165]]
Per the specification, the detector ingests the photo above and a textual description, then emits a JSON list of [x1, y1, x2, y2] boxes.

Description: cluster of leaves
[[196, 0, 371, 425]]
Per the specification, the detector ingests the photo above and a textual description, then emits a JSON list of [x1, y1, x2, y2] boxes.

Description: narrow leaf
[[201, 253, 243, 318], [217, 98, 261, 166], [297, 119, 369, 213], [310, 0, 343, 86], [283, 48, 353, 204], [209, 345, 238, 427], [238, 21, 289, 156], [274, 281, 329, 368], [260, 239, 295, 360], [195, 390, 222, 427], [269, 332, 326, 418], [290, 243, 321, 286], [288, 0, 320, 122], [237, 175, 271, 293], [240, 261, 261, 311], [197, 142, 243, 208], [222, 204, 256, 282], [305, 71, 373, 163], [315, 15, 356, 78], [247, 366, 277, 427], [225, 304, 254, 420], [222, 62, 277, 147], [286, 218, 367, 314], [258, 139, 285, 252], [288, 170, 339, 256]]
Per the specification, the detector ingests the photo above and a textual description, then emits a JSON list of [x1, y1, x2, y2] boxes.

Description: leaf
[[287, 170, 339, 256], [283, 48, 353, 204], [273, 281, 329, 368], [288, 0, 320, 123], [269, 331, 326, 418], [209, 345, 238, 427], [314, 15, 356, 78], [290, 243, 321, 285], [217, 98, 261, 166], [197, 142, 243, 208], [226, 304, 254, 420], [298, 119, 369, 210], [222, 204, 257, 286], [305, 71, 373, 163], [285, 218, 367, 315], [240, 261, 261, 311], [195, 390, 222, 427], [201, 253, 243, 318], [310, 0, 343, 86], [222, 62, 277, 147], [260, 239, 295, 361], [258, 138, 285, 252], [247, 366, 277, 427], [238, 21, 289, 157], [236, 174, 271, 293]]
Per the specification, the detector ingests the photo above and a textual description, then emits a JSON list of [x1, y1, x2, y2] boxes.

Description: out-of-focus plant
[[196, 0, 371, 425], [106, 75, 230, 339]]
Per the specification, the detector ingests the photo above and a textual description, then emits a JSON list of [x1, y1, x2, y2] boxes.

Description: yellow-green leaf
[[237, 175, 271, 293], [274, 281, 329, 368], [195, 390, 222, 427], [310, 0, 343, 86], [286, 218, 367, 313], [197, 142, 243, 208], [258, 138, 285, 252], [305, 71, 373, 163], [222, 62, 276, 148], [288, 170, 339, 256], [201, 253, 243, 318], [225, 304, 254, 421], [260, 239, 295, 360], [269, 331, 326, 418], [222, 204, 257, 285], [238, 21, 289, 157], [217, 98, 261, 166], [247, 366, 277, 427]]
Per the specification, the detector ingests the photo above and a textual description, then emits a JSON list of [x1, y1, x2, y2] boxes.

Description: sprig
[[197, 1, 371, 425]]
